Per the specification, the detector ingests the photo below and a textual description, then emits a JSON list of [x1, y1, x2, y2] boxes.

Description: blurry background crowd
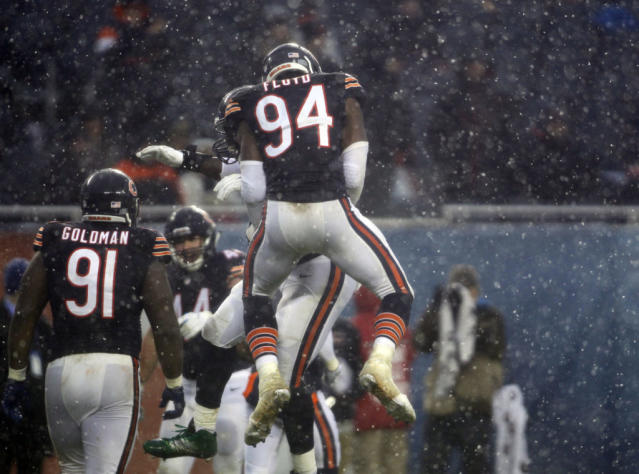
[[2, 0, 639, 215]]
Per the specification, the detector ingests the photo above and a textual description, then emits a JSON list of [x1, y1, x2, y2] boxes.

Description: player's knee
[[379, 292, 413, 318], [242, 295, 276, 329], [282, 386, 314, 455]]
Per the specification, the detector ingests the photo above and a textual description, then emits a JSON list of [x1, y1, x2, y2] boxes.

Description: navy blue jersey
[[223, 72, 365, 202], [167, 246, 245, 380], [33, 221, 171, 360]]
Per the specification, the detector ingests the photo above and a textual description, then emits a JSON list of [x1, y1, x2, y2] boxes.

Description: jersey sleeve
[[33, 221, 62, 256], [33, 225, 45, 252], [343, 73, 365, 104], [151, 233, 172, 263], [222, 248, 246, 280]]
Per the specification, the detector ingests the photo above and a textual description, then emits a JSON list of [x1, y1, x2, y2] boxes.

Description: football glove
[[160, 386, 186, 420], [1, 380, 29, 423], [178, 311, 212, 341], [213, 173, 242, 201], [136, 145, 184, 167], [323, 359, 343, 392]]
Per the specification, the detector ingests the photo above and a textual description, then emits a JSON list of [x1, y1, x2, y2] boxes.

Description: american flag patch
[[288, 52, 300, 58], [111, 201, 121, 209]]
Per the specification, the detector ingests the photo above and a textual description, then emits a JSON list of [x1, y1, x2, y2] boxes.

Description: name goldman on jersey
[[61, 226, 130, 245]]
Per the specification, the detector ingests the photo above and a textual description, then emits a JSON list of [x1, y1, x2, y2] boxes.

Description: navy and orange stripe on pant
[[312, 392, 338, 470], [116, 357, 140, 474], [291, 263, 345, 388], [338, 198, 411, 295]]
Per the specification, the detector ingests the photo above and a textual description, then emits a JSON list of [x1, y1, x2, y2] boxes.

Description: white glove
[[323, 362, 342, 390], [213, 173, 242, 201], [136, 145, 184, 167], [178, 311, 212, 341]]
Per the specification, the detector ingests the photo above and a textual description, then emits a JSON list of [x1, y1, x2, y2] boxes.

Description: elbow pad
[[342, 141, 368, 204], [240, 161, 266, 203]]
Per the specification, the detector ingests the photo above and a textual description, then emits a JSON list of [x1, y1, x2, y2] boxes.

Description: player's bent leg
[[201, 280, 246, 348], [326, 199, 416, 423], [283, 386, 316, 474]]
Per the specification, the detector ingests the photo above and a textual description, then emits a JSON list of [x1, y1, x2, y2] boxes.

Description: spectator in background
[[421, 57, 523, 205], [0, 258, 53, 473], [351, 287, 414, 474], [91, 0, 176, 159], [413, 264, 505, 474]]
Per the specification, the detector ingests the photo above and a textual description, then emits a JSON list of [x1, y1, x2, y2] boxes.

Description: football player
[[219, 42, 416, 440], [1, 169, 185, 474], [139, 205, 247, 474]]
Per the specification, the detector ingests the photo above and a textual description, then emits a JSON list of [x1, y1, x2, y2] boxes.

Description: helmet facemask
[[169, 233, 211, 271]]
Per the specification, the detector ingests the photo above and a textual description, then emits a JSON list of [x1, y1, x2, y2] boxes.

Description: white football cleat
[[359, 345, 416, 423], [245, 365, 290, 446]]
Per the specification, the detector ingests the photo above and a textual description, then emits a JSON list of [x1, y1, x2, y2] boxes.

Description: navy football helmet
[[164, 205, 218, 271], [81, 168, 139, 226], [212, 92, 239, 164], [262, 43, 322, 82]]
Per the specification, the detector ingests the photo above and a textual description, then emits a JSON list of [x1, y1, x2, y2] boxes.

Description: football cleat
[[359, 352, 416, 424], [245, 368, 290, 446], [143, 423, 217, 460]]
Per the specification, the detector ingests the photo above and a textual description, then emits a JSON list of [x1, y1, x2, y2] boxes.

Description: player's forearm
[[181, 146, 222, 180], [6, 309, 37, 376], [152, 325, 184, 380]]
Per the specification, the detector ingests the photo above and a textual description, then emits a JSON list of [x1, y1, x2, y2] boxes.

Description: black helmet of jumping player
[[212, 90, 240, 164], [164, 205, 218, 271], [81, 168, 139, 227], [262, 42, 322, 82]]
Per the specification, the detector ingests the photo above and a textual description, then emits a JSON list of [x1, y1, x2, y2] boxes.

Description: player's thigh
[[45, 360, 84, 473], [80, 354, 140, 474], [325, 200, 412, 298], [245, 202, 302, 297]]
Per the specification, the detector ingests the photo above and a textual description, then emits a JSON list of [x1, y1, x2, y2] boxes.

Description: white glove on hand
[[213, 173, 242, 201], [136, 145, 184, 167], [178, 311, 212, 341]]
